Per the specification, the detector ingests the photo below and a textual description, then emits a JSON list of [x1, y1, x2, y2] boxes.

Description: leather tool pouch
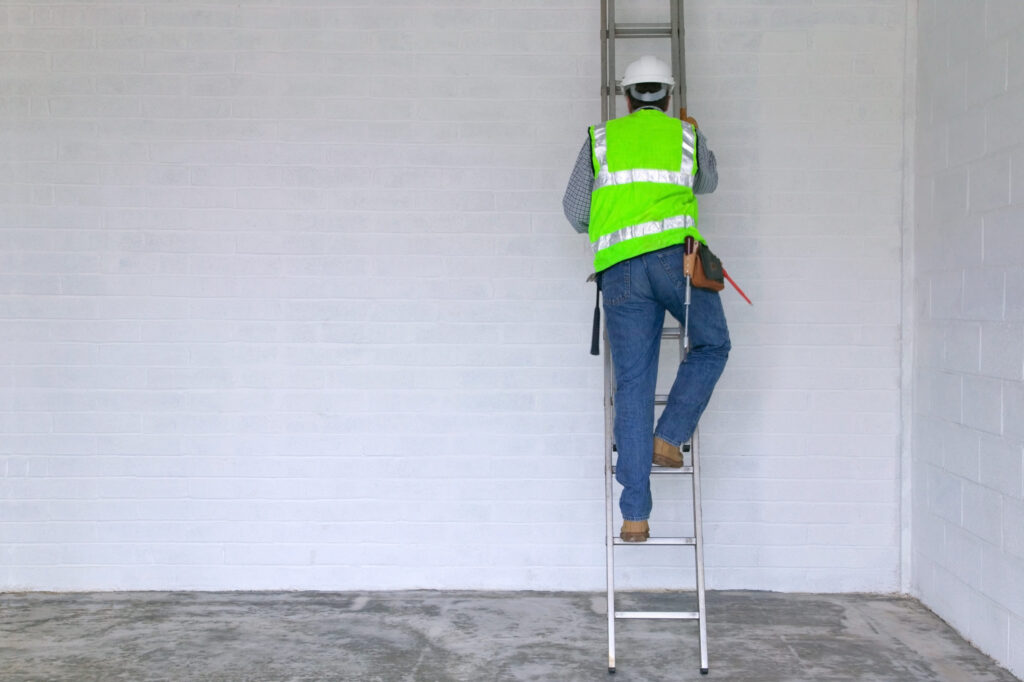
[[684, 243, 725, 292]]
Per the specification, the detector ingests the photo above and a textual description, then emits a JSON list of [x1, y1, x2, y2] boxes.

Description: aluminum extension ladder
[[603, 332, 709, 675], [601, 0, 687, 121], [599, 0, 709, 675]]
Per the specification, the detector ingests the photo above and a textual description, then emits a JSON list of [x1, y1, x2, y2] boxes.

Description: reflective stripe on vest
[[591, 123, 695, 191], [592, 214, 695, 253]]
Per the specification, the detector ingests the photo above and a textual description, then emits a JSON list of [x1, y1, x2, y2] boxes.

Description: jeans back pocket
[[600, 260, 630, 306]]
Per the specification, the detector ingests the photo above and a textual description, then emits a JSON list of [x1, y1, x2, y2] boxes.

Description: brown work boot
[[653, 436, 683, 468], [620, 520, 650, 543]]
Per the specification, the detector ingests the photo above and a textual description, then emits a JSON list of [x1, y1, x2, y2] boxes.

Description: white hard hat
[[621, 55, 675, 88]]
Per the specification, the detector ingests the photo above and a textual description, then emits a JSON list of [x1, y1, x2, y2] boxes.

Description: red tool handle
[[723, 268, 752, 305]]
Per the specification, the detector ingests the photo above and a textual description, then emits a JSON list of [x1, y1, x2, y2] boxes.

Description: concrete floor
[[0, 591, 1018, 682]]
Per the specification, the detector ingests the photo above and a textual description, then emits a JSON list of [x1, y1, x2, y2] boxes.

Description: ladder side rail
[[600, 0, 609, 122], [603, 326, 617, 673], [692, 428, 709, 674], [607, 0, 616, 120], [670, 0, 687, 114], [601, 0, 618, 122]]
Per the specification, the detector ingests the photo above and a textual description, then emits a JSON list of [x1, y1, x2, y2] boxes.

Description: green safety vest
[[588, 109, 703, 273]]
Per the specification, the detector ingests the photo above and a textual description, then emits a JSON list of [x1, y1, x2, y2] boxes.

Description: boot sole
[[652, 453, 683, 468]]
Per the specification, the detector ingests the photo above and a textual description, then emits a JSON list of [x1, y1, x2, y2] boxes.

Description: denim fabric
[[601, 244, 730, 521]]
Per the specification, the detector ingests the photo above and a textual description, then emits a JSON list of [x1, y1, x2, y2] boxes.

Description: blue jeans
[[601, 244, 730, 521]]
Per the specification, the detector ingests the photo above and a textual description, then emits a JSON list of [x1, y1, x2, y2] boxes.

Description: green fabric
[[589, 109, 703, 272]]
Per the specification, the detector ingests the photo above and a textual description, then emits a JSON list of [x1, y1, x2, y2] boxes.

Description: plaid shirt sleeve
[[561, 135, 593, 234], [561, 127, 719, 235], [693, 129, 718, 195]]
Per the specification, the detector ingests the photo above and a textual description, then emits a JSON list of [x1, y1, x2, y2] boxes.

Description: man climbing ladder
[[561, 55, 730, 543]]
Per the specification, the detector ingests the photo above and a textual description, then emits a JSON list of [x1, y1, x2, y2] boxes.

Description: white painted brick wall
[[679, 0, 906, 593], [912, 1, 1024, 678], [2, 1, 906, 593]]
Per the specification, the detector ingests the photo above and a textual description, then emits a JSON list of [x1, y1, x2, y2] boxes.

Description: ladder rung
[[611, 22, 673, 38], [615, 611, 700, 620], [655, 393, 668, 405], [610, 440, 692, 450], [662, 326, 682, 339], [654, 465, 693, 474], [612, 443, 691, 453], [611, 465, 693, 474], [613, 537, 696, 546]]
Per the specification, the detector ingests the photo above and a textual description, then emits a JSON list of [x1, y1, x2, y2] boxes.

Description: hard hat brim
[[620, 75, 675, 88]]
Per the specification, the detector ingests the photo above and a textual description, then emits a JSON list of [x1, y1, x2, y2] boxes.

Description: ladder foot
[[608, 667, 616, 674], [700, 668, 709, 675]]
